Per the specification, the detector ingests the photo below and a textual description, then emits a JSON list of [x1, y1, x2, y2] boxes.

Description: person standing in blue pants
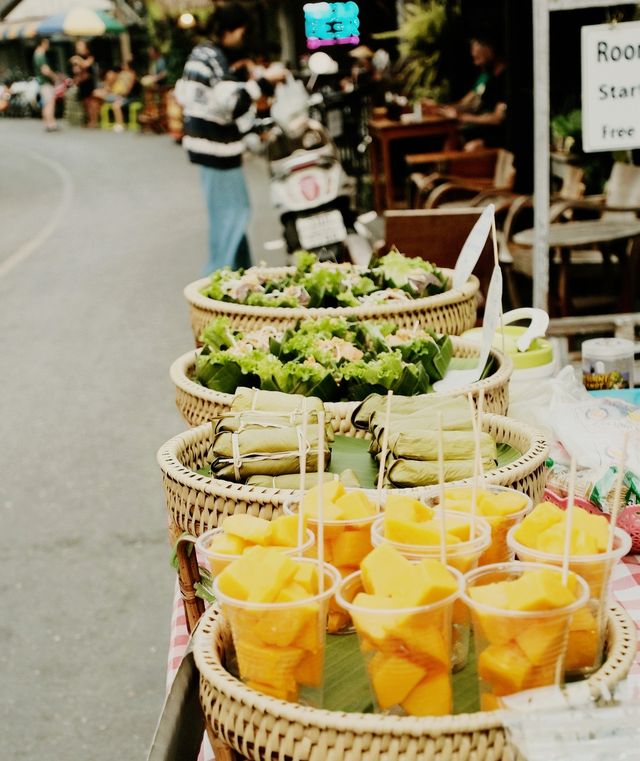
[[176, 2, 286, 274]]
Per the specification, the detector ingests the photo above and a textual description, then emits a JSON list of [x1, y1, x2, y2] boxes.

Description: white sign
[[582, 22, 640, 153]]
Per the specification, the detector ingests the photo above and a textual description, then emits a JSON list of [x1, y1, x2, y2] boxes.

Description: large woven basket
[[184, 269, 479, 343], [193, 602, 637, 761], [170, 338, 513, 432], [157, 413, 547, 538]]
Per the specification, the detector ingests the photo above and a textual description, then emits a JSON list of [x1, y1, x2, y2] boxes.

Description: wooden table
[[368, 116, 459, 212], [513, 219, 640, 316]]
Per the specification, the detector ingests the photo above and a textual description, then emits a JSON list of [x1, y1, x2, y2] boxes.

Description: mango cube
[[392, 619, 449, 669], [477, 490, 529, 517], [293, 563, 318, 594], [401, 670, 452, 716], [415, 558, 459, 604], [368, 652, 426, 709], [303, 481, 344, 515], [223, 514, 273, 546], [217, 546, 298, 602], [515, 619, 566, 665], [235, 638, 303, 693], [361, 544, 417, 598], [385, 495, 433, 522], [478, 643, 533, 694], [270, 514, 304, 548], [207, 532, 247, 556], [511, 501, 565, 548], [507, 570, 577, 612], [351, 593, 394, 644], [295, 650, 324, 687], [331, 528, 372, 568], [246, 679, 298, 702], [334, 491, 377, 519], [565, 629, 599, 672]]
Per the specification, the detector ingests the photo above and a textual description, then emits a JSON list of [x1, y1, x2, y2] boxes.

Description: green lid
[[462, 326, 554, 370]]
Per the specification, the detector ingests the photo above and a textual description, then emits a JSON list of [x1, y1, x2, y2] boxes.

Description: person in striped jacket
[[176, 2, 286, 274]]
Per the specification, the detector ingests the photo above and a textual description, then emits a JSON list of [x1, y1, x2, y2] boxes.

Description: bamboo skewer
[[297, 399, 308, 553], [561, 457, 577, 586], [437, 412, 447, 565], [316, 410, 326, 594], [475, 389, 486, 491], [606, 432, 629, 555], [490, 215, 506, 358], [467, 393, 479, 541], [376, 391, 393, 512]]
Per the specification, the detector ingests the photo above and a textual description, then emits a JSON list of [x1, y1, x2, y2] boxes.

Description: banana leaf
[[352, 391, 465, 430], [385, 456, 496, 487], [245, 472, 339, 489], [211, 424, 327, 458], [216, 413, 335, 442], [211, 450, 330, 480], [195, 351, 254, 393]]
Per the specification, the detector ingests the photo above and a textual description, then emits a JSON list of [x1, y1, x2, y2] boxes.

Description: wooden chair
[[405, 148, 516, 210], [382, 208, 495, 300], [503, 162, 640, 315]]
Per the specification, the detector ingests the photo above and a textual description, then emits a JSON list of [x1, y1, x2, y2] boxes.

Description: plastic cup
[[195, 526, 316, 578], [371, 511, 492, 671], [431, 485, 532, 565], [507, 526, 631, 676], [336, 566, 463, 716], [462, 562, 589, 711], [213, 558, 340, 707], [284, 500, 379, 633]]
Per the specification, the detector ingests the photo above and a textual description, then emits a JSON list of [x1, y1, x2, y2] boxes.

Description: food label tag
[[476, 264, 503, 379], [452, 204, 495, 290]]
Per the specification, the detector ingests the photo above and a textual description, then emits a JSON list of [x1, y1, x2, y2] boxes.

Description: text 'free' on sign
[[581, 21, 640, 153]]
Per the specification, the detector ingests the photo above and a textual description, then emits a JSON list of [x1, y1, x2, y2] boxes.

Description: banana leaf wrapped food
[[384, 456, 496, 488], [353, 393, 471, 431], [386, 429, 497, 462], [209, 422, 331, 481], [214, 411, 334, 441], [231, 387, 323, 414], [245, 469, 360, 489]]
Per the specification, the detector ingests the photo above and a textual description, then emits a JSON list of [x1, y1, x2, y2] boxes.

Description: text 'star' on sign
[[581, 21, 640, 153]]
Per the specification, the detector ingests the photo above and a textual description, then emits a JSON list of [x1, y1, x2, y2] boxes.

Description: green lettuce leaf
[[199, 316, 236, 350]]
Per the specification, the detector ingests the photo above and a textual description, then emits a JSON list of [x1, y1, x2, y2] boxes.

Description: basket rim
[[169, 335, 514, 410], [156, 411, 547, 506], [184, 269, 480, 321], [192, 601, 637, 737]]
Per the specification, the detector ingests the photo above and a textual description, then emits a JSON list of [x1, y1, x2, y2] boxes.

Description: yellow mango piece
[[401, 670, 452, 716], [443, 514, 471, 541], [223, 514, 273, 546], [331, 528, 372, 568], [477, 490, 529, 517], [480, 693, 503, 711], [270, 514, 304, 548], [478, 643, 533, 694], [235, 638, 303, 692], [512, 502, 565, 548], [295, 650, 324, 687], [392, 618, 449, 670], [293, 564, 318, 594], [207, 532, 247, 556], [334, 491, 377, 519], [368, 652, 426, 709], [469, 581, 511, 609], [469, 582, 517, 644], [360, 544, 416, 597], [351, 593, 394, 644], [297, 616, 323, 652], [385, 494, 433, 522], [444, 487, 474, 502], [515, 619, 567, 666], [385, 516, 460, 546], [415, 559, 459, 604], [536, 523, 599, 556], [570, 605, 598, 632], [303, 482, 344, 515], [304, 497, 344, 521], [217, 546, 298, 602], [565, 629, 599, 672], [327, 610, 351, 634], [570, 507, 609, 552], [246, 679, 298, 702], [508, 569, 577, 612], [259, 586, 318, 648]]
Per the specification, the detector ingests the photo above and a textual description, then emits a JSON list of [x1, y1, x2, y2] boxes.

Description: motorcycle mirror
[[307, 52, 338, 76]]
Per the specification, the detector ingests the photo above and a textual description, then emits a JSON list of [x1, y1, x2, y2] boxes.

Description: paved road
[[0, 119, 282, 760]]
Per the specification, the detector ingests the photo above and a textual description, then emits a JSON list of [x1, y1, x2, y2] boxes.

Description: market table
[[368, 116, 459, 212], [512, 219, 640, 316], [165, 555, 640, 761]]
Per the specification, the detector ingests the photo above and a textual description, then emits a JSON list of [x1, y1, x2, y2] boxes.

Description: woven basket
[[184, 269, 479, 344], [157, 413, 547, 539], [193, 602, 636, 761], [170, 337, 513, 432]]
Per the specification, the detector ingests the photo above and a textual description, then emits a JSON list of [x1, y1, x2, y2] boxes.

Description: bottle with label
[[582, 338, 635, 391]]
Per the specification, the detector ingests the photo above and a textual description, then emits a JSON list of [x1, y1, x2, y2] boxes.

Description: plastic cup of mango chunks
[[195, 526, 316, 578], [370, 511, 492, 671], [284, 500, 379, 633], [506, 526, 631, 676], [213, 558, 340, 708], [429, 485, 532, 565], [462, 562, 589, 711], [335, 566, 463, 716]]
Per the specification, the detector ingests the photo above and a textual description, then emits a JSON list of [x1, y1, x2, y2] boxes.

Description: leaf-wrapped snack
[[231, 387, 323, 414], [387, 430, 497, 462], [385, 457, 496, 488]]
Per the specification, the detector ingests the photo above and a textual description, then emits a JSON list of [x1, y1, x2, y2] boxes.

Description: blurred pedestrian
[[141, 46, 167, 89], [176, 1, 286, 275], [33, 37, 59, 131], [70, 40, 98, 126], [93, 59, 137, 133]]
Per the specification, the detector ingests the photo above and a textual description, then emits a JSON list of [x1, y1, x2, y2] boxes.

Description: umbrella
[[37, 7, 125, 36]]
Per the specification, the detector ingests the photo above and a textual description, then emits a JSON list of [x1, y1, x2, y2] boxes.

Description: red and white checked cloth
[[166, 555, 640, 761]]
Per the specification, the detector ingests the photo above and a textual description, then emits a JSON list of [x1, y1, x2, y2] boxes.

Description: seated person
[[435, 33, 507, 151], [92, 59, 137, 132], [141, 46, 167, 89]]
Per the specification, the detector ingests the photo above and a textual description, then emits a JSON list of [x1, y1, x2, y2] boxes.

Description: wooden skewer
[[606, 432, 629, 555], [561, 457, 577, 586], [437, 412, 447, 565], [297, 399, 308, 553], [376, 391, 393, 512], [475, 389, 485, 491], [316, 411, 326, 594], [490, 217, 506, 358], [467, 393, 479, 541]]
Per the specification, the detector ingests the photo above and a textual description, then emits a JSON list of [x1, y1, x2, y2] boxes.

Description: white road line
[[0, 147, 74, 280]]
